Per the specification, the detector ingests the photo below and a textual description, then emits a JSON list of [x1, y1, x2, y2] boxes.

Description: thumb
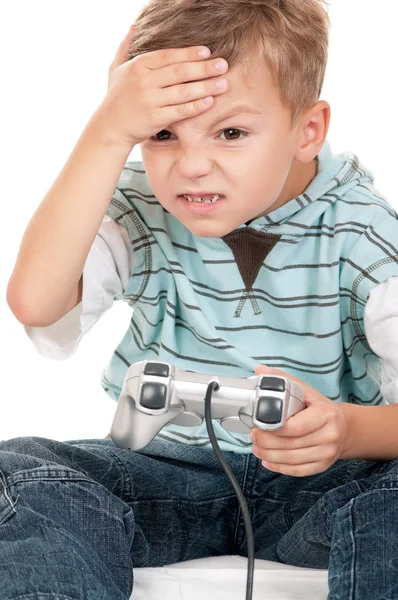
[[255, 364, 287, 377], [255, 364, 308, 389], [112, 23, 136, 69]]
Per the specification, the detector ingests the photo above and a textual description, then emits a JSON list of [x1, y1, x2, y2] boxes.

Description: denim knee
[[328, 459, 398, 600], [0, 436, 134, 600], [0, 436, 85, 476]]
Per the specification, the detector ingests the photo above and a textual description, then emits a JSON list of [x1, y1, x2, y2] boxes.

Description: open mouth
[[181, 194, 223, 204]]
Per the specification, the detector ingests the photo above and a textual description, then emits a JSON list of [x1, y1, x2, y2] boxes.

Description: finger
[[155, 94, 216, 123], [112, 24, 137, 69], [281, 408, 327, 438], [156, 76, 229, 108], [135, 45, 213, 71], [260, 460, 329, 478], [253, 407, 327, 443], [252, 422, 331, 450], [153, 57, 228, 89], [252, 443, 333, 466]]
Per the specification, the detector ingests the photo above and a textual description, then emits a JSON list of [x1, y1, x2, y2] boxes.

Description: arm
[[341, 276, 398, 461], [250, 364, 398, 477], [250, 277, 398, 475], [7, 32, 229, 327], [6, 24, 136, 329], [6, 120, 132, 327], [6, 29, 135, 327], [339, 403, 398, 461], [24, 218, 134, 360]]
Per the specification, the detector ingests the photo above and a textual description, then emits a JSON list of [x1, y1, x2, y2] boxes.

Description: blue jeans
[[0, 436, 397, 600]]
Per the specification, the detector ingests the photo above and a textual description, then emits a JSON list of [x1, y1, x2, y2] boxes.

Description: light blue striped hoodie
[[103, 140, 398, 453]]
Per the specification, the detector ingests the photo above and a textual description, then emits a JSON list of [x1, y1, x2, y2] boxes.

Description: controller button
[[256, 396, 283, 424], [260, 376, 285, 392], [140, 383, 168, 410], [143, 362, 170, 378]]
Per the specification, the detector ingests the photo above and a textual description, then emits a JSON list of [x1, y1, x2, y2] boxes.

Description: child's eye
[[152, 130, 176, 141], [219, 128, 248, 141]]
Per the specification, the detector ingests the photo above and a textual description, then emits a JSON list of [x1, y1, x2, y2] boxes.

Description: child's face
[[141, 57, 314, 238]]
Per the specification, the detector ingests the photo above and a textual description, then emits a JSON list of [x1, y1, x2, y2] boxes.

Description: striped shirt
[[98, 139, 398, 453]]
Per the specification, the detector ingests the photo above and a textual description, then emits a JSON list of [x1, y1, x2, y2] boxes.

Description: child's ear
[[294, 100, 331, 162]]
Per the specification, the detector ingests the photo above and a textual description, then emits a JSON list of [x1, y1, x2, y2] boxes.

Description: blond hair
[[128, 0, 330, 127]]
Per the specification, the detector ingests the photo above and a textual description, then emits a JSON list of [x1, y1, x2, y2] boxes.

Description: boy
[[3, 0, 398, 598]]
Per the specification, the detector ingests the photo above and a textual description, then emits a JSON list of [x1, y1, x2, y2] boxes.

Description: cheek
[[141, 155, 166, 190], [139, 166, 163, 202], [240, 163, 290, 208], [247, 147, 291, 183], [141, 145, 163, 173]]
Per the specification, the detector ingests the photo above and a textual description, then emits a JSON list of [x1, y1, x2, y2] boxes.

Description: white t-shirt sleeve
[[24, 216, 135, 360], [364, 276, 398, 404]]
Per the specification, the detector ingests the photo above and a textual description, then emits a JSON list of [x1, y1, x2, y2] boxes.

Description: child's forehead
[[221, 58, 280, 105], [176, 72, 281, 134], [225, 54, 275, 91], [174, 57, 284, 132]]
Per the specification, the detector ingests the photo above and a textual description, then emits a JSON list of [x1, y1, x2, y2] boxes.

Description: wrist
[[339, 402, 398, 461], [339, 402, 356, 460], [85, 105, 138, 155]]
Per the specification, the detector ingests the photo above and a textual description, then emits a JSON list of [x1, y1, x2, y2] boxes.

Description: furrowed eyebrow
[[210, 105, 263, 127]]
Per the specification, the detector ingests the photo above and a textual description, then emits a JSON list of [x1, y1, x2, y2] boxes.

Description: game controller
[[110, 360, 305, 451]]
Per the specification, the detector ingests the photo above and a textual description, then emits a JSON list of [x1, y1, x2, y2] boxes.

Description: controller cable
[[204, 381, 254, 600]]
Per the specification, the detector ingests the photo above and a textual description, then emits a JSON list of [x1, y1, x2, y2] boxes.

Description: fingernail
[[199, 47, 211, 58], [216, 79, 228, 90], [215, 59, 228, 71]]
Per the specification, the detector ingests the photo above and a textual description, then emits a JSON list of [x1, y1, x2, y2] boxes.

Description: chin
[[164, 203, 242, 238], [183, 221, 238, 239]]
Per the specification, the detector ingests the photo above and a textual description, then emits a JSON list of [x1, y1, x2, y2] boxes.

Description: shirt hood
[[245, 139, 377, 239]]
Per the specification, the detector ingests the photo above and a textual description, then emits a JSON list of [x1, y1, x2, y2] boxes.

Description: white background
[[0, 1, 397, 441]]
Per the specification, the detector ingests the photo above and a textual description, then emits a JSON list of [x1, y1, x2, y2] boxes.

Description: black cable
[[204, 381, 254, 600]]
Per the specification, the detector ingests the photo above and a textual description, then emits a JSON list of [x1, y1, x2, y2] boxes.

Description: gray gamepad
[[110, 360, 305, 451]]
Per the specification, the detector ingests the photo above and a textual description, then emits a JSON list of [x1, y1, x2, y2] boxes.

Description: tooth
[[184, 194, 220, 203]]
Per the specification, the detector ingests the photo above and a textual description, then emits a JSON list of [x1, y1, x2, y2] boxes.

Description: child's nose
[[176, 150, 214, 179]]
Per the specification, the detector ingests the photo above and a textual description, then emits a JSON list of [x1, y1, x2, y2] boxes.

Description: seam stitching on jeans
[[9, 594, 81, 600], [0, 471, 19, 517], [319, 495, 333, 540], [348, 499, 357, 600], [367, 482, 398, 493], [8, 471, 98, 486], [102, 447, 133, 499]]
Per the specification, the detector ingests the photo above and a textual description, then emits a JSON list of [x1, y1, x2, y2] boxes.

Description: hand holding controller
[[110, 360, 305, 451]]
